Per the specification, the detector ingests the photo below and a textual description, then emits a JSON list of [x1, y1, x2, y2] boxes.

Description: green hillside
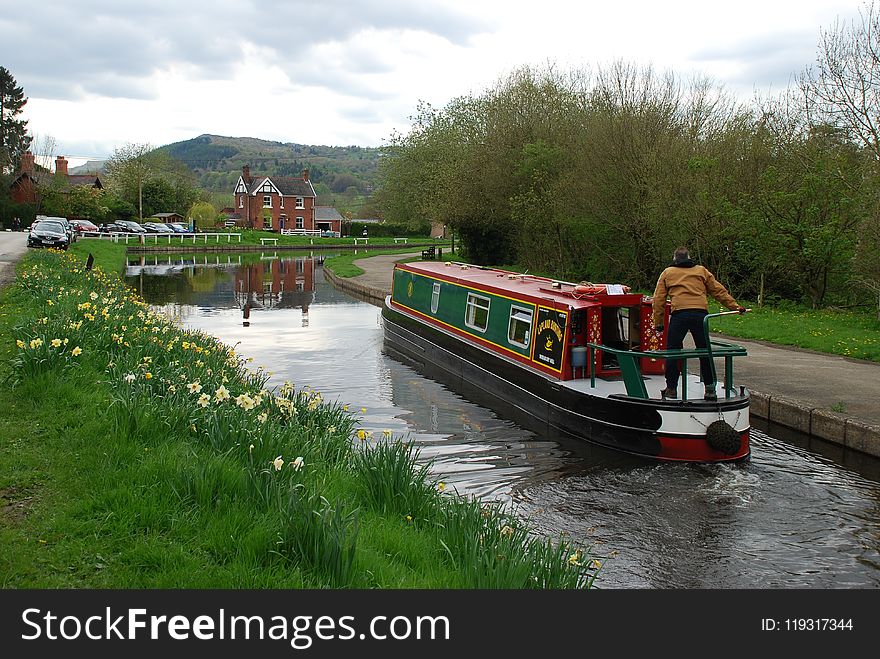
[[159, 134, 384, 198]]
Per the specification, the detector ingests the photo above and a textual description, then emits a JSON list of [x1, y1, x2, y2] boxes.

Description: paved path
[[338, 252, 880, 455], [0, 231, 27, 290]]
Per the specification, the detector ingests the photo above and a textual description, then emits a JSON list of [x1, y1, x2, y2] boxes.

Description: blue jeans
[[665, 310, 713, 390]]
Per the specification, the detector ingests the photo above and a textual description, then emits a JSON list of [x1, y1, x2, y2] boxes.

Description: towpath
[[331, 251, 880, 457]]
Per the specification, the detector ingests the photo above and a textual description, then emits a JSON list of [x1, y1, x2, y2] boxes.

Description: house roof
[[315, 206, 343, 221], [151, 212, 184, 219], [68, 175, 103, 189], [245, 176, 315, 197]]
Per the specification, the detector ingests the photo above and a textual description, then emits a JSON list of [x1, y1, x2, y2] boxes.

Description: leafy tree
[[105, 143, 158, 220], [0, 66, 31, 173], [188, 200, 217, 229]]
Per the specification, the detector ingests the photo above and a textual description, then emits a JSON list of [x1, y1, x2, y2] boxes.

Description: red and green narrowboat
[[382, 261, 750, 462]]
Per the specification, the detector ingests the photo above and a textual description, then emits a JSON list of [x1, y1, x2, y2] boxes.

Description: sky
[[2, 0, 868, 168]]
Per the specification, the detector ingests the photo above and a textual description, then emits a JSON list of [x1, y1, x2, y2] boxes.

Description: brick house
[[10, 152, 103, 206], [233, 165, 323, 232]]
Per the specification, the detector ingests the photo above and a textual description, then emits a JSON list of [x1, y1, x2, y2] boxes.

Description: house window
[[295, 197, 304, 209], [508, 306, 533, 349], [263, 195, 272, 208], [280, 197, 285, 209], [431, 282, 441, 314], [465, 293, 490, 332], [263, 215, 272, 229], [238, 195, 243, 208], [296, 216, 304, 229]]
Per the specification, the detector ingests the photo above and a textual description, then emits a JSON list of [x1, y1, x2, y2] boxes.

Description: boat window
[[508, 306, 533, 348], [431, 282, 441, 314], [465, 293, 491, 332]]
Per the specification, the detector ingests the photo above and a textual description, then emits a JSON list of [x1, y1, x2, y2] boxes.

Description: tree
[[188, 201, 217, 229], [0, 66, 31, 174], [105, 143, 158, 221]]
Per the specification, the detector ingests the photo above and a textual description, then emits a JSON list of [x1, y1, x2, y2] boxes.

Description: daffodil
[[437, 482, 446, 491], [187, 382, 202, 394], [257, 412, 268, 424], [214, 385, 231, 402], [71, 346, 82, 357], [272, 455, 284, 471], [356, 429, 366, 441], [197, 393, 210, 408], [51, 338, 62, 348], [290, 456, 304, 471], [124, 373, 136, 383]]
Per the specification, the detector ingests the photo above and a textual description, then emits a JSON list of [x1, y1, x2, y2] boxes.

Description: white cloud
[[8, 0, 867, 161]]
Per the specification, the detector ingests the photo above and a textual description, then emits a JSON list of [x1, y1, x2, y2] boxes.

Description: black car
[[28, 219, 71, 250]]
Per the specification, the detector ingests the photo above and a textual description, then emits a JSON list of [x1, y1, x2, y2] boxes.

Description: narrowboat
[[381, 261, 751, 462]]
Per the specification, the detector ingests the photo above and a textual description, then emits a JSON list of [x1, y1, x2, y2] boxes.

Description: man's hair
[[673, 247, 690, 261]]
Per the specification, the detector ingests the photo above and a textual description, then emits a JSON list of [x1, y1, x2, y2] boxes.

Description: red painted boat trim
[[655, 430, 751, 462]]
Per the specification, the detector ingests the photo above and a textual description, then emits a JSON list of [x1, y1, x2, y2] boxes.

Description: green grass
[[703, 301, 880, 362], [0, 247, 596, 588], [323, 245, 451, 278]]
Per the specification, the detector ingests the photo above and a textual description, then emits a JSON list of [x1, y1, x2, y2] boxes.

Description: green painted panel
[[392, 269, 535, 359]]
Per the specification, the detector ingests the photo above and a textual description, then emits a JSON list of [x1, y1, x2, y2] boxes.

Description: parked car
[[27, 219, 70, 250], [142, 222, 171, 233], [167, 223, 190, 233], [98, 222, 134, 233], [36, 215, 75, 243], [116, 220, 147, 233], [71, 219, 99, 234]]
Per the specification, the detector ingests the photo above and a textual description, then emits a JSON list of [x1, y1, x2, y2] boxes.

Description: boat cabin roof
[[396, 261, 644, 310]]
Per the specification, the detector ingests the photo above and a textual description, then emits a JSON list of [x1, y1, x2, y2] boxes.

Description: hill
[[158, 134, 384, 196]]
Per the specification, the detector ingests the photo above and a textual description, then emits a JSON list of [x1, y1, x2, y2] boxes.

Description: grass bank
[[0, 247, 597, 588]]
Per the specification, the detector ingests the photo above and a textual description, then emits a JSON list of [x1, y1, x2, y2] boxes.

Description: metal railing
[[583, 311, 749, 400]]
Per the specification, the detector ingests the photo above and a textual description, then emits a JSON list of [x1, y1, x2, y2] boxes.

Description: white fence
[[82, 232, 242, 244]]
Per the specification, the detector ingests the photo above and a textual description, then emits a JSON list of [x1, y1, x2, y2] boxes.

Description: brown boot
[[660, 387, 678, 400]]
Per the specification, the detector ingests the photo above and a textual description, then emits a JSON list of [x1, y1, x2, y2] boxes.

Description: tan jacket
[[652, 263, 739, 326]]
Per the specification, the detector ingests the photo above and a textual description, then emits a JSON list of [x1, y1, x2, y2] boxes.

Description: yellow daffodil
[[214, 385, 230, 402], [51, 339, 62, 348], [197, 393, 210, 408], [187, 382, 202, 394], [71, 346, 82, 357], [272, 455, 284, 471]]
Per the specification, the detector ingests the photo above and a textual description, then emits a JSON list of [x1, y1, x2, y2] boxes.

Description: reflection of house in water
[[234, 257, 316, 326]]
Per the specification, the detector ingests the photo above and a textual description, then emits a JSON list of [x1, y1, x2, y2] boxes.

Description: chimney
[[242, 164, 251, 184], [20, 151, 35, 175], [301, 168, 310, 182], [55, 155, 69, 178]]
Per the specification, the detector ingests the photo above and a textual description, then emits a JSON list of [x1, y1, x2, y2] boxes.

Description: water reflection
[[127, 253, 880, 588]]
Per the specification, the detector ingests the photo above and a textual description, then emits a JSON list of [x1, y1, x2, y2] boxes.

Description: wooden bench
[[393, 237, 408, 244], [260, 237, 278, 246], [421, 245, 436, 260], [354, 237, 368, 245]]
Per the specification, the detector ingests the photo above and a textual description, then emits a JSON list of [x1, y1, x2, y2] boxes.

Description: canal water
[[127, 253, 880, 589]]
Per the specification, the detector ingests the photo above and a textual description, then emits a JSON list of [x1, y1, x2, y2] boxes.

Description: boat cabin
[[390, 261, 670, 383]]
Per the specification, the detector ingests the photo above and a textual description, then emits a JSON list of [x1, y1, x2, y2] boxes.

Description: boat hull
[[382, 299, 750, 462]]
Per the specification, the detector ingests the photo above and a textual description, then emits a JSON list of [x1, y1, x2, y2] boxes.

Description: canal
[[126, 252, 880, 589]]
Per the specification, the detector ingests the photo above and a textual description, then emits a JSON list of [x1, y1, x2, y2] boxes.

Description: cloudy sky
[[3, 0, 866, 166]]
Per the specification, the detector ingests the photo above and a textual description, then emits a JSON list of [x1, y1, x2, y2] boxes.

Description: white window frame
[[263, 195, 272, 208], [295, 197, 305, 209], [296, 216, 304, 229], [507, 305, 533, 349], [263, 214, 272, 229], [431, 282, 441, 314], [465, 293, 491, 333], [238, 195, 243, 208], [280, 197, 285, 209]]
